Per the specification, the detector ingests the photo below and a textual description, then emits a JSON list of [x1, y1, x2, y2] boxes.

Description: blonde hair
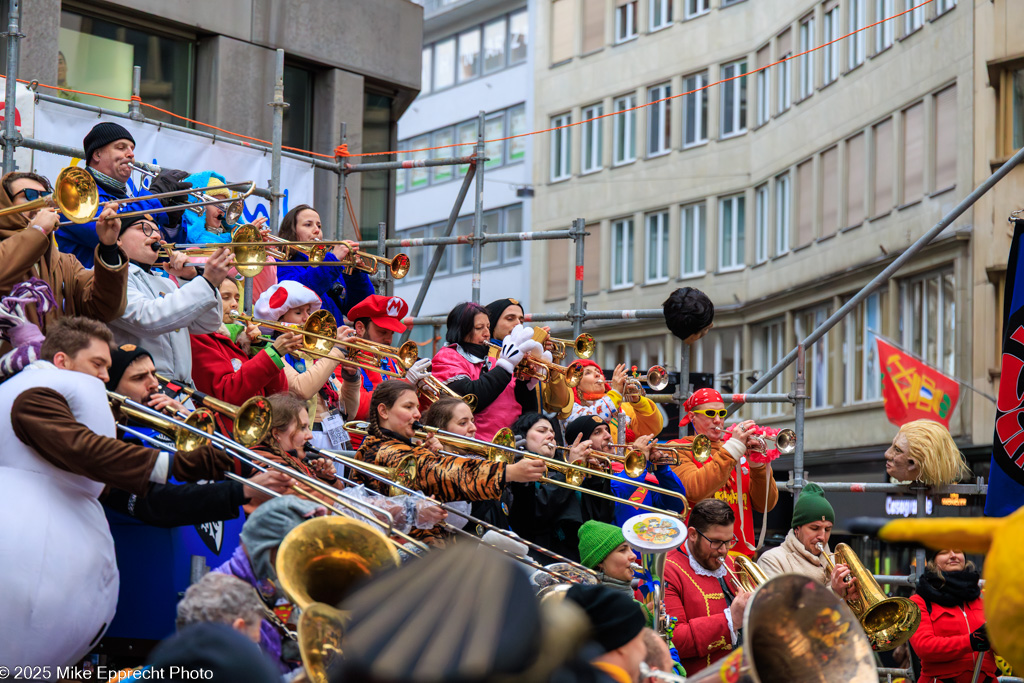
[[896, 419, 970, 485]]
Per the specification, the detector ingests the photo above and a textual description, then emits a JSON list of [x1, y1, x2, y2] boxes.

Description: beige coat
[[757, 529, 831, 586]]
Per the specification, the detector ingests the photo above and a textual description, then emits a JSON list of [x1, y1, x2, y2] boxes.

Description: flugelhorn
[[818, 542, 921, 651], [156, 375, 271, 447], [0, 166, 99, 224], [132, 164, 245, 225], [752, 428, 797, 454], [499, 344, 583, 387], [722, 554, 769, 593], [544, 332, 595, 362], [623, 365, 669, 402]]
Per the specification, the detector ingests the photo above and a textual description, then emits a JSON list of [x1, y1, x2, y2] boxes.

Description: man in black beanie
[[567, 584, 648, 683], [57, 120, 193, 267]]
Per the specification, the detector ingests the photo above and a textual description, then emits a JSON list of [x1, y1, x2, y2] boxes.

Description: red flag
[[877, 338, 959, 427]]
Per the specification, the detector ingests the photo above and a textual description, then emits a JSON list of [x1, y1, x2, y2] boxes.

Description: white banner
[[32, 100, 316, 224], [0, 77, 36, 172]]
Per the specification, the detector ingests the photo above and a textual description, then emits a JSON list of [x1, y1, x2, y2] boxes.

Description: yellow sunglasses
[[691, 408, 728, 418]]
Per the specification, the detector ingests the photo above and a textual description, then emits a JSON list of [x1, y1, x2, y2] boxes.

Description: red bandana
[[679, 387, 724, 427]]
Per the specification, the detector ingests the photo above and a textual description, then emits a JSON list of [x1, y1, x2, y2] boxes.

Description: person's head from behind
[[84, 121, 136, 183], [566, 584, 647, 681], [41, 316, 113, 383], [445, 301, 490, 347], [116, 214, 161, 265], [369, 379, 420, 440], [663, 287, 714, 343], [687, 499, 736, 571], [2, 172, 52, 220], [511, 412, 556, 457], [239, 494, 327, 586], [176, 573, 264, 643], [421, 396, 476, 439], [267, 392, 312, 454], [147, 623, 280, 683], [642, 628, 673, 681], [578, 520, 635, 583]]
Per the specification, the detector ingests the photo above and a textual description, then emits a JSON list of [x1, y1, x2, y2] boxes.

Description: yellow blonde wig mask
[[896, 419, 970, 485]]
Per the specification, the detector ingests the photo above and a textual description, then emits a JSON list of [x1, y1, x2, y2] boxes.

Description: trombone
[[132, 163, 245, 225], [156, 375, 272, 448], [623, 365, 669, 402], [0, 166, 99, 224], [751, 428, 797, 454]]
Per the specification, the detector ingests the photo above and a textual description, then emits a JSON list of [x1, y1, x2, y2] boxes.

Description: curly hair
[[663, 287, 714, 342], [896, 419, 970, 485]]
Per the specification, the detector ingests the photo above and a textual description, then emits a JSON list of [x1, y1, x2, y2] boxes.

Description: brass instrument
[[132, 163, 245, 225], [111, 398, 218, 451], [498, 343, 583, 387], [341, 250, 411, 279], [683, 574, 877, 682], [554, 444, 648, 479], [752, 428, 797, 454], [818, 542, 922, 651], [276, 516, 401, 683], [155, 374, 271, 448], [264, 233, 329, 263], [623, 364, 669, 402], [158, 223, 269, 277], [0, 166, 99, 224], [722, 554, 770, 593], [546, 332, 596, 362], [642, 434, 713, 464], [317, 447, 418, 498], [414, 373, 477, 411]]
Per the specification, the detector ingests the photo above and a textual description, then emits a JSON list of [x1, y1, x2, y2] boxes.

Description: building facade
[[529, 0, 1017, 530], [394, 0, 534, 346], [7, 0, 424, 241]]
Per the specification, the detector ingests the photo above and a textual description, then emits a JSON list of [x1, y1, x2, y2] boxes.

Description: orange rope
[[344, 187, 361, 241], [19, 0, 933, 161]]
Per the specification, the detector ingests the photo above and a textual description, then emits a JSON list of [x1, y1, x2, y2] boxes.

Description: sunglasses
[[14, 187, 51, 202], [691, 408, 728, 419]]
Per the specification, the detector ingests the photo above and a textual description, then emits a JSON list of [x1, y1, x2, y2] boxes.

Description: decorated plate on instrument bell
[[622, 513, 685, 553]]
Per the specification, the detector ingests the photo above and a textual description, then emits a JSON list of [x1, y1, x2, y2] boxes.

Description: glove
[[171, 444, 234, 482], [970, 624, 990, 652], [404, 357, 432, 386], [506, 323, 536, 347], [149, 168, 192, 206], [495, 335, 542, 374]]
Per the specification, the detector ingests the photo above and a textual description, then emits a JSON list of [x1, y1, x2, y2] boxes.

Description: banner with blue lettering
[[987, 217, 1024, 517]]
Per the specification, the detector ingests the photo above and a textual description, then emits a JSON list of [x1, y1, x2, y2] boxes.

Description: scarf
[[0, 278, 56, 379], [457, 341, 490, 364], [915, 567, 982, 608], [88, 166, 127, 196]]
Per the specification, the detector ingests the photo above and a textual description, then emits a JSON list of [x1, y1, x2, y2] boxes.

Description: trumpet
[[722, 554, 770, 593], [494, 343, 583, 388], [132, 164, 245, 225], [640, 435, 713, 464], [553, 444, 648, 479], [155, 375, 272, 448], [623, 365, 669, 402], [751, 428, 797, 454], [0, 166, 99, 224], [341, 250, 411, 279], [545, 332, 596, 362]]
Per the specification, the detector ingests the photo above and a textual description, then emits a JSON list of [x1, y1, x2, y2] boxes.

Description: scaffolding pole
[[268, 48, 286, 231], [129, 66, 142, 121], [471, 111, 485, 304], [777, 480, 988, 495], [569, 218, 587, 339], [2, 0, 22, 174], [335, 122, 347, 241], [792, 345, 807, 500], [344, 155, 478, 173]]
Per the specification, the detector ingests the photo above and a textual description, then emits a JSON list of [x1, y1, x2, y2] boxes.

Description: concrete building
[[9, 0, 424, 240], [394, 0, 534, 347], [529, 0, 1012, 530]]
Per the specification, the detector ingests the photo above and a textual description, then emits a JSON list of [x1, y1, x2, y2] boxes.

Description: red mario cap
[[347, 295, 409, 333]]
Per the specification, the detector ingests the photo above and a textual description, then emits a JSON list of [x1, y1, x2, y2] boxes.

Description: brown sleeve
[[12, 387, 159, 495], [64, 247, 129, 322], [0, 228, 49, 290], [670, 444, 736, 505], [747, 463, 779, 512]]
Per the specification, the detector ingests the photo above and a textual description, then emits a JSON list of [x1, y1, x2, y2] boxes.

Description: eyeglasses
[[695, 528, 738, 551], [14, 187, 51, 202], [691, 408, 728, 419], [133, 222, 158, 237]]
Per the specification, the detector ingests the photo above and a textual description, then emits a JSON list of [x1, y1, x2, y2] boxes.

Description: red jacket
[[663, 542, 739, 676], [189, 332, 288, 436], [909, 593, 997, 683]]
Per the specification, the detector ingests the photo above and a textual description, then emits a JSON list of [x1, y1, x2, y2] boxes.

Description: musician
[[58, 121, 192, 267], [568, 359, 664, 441], [756, 482, 860, 599], [885, 419, 970, 485], [175, 573, 264, 643], [663, 499, 750, 675], [577, 519, 653, 625], [507, 412, 613, 562], [430, 301, 542, 440], [669, 388, 778, 558], [253, 281, 359, 450], [643, 627, 679, 681], [109, 213, 231, 387], [352, 379, 543, 547], [0, 171, 128, 351], [909, 549, 998, 683], [274, 203, 374, 321], [566, 584, 649, 683], [181, 172, 238, 244], [0, 316, 233, 669]]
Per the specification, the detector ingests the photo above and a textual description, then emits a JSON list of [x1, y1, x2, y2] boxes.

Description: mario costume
[[669, 388, 778, 558]]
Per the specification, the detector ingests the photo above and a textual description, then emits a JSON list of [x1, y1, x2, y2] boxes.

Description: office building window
[[650, 0, 672, 31], [681, 202, 706, 276], [720, 60, 747, 138], [873, 118, 894, 215], [551, 0, 574, 64], [408, 134, 430, 190], [508, 104, 527, 163], [821, 146, 839, 237], [753, 319, 786, 418], [615, 1, 638, 43], [483, 18, 507, 73], [846, 132, 866, 226], [798, 16, 815, 99], [822, 3, 840, 85], [904, 0, 924, 34], [755, 46, 771, 126], [282, 64, 314, 151], [796, 159, 814, 245], [504, 204, 523, 261], [583, 0, 606, 53], [796, 305, 833, 409], [936, 0, 956, 14], [700, 328, 743, 396], [900, 268, 956, 376], [551, 114, 572, 181], [843, 291, 887, 404], [613, 94, 637, 165], [754, 184, 769, 263], [612, 218, 635, 288], [777, 30, 792, 114], [509, 10, 529, 64], [484, 113, 504, 170], [718, 194, 745, 270], [685, 0, 710, 19], [849, 0, 866, 68], [458, 28, 481, 82], [934, 85, 957, 190], [360, 93, 393, 244], [431, 223, 451, 275], [434, 37, 456, 90], [903, 102, 924, 204], [875, 0, 894, 52], [431, 128, 455, 184], [647, 83, 671, 157], [683, 72, 708, 147], [59, 10, 194, 121], [582, 103, 604, 174], [645, 210, 669, 283], [775, 172, 791, 254], [456, 121, 476, 177], [421, 47, 432, 94]]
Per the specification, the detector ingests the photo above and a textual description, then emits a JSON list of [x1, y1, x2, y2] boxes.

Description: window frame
[[795, 305, 833, 410], [482, 17, 508, 74], [611, 218, 636, 289], [717, 194, 746, 271], [615, 1, 639, 44], [798, 15, 815, 100], [508, 9, 529, 65], [753, 319, 787, 419], [777, 51, 792, 114], [899, 267, 956, 377], [550, 113, 573, 182], [680, 202, 706, 277], [683, 72, 709, 148], [875, 0, 895, 53], [756, 65, 771, 127], [581, 103, 605, 174], [720, 60, 748, 139], [822, 5, 840, 86], [647, 82, 672, 157], [843, 291, 885, 405], [649, 0, 672, 32], [433, 36, 457, 91], [644, 210, 670, 284], [684, 0, 710, 19], [754, 183, 769, 263], [775, 172, 791, 255], [848, 0, 866, 69], [903, 0, 925, 35], [613, 94, 638, 166]]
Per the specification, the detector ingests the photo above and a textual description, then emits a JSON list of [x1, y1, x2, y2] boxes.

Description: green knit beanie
[[791, 482, 835, 528], [578, 520, 626, 569]]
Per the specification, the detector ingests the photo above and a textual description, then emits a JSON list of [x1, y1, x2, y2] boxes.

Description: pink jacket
[[431, 345, 521, 441]]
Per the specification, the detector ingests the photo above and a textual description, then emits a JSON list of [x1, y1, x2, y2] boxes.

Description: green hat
[[791, 482, 835, 528], [578, 520, 626, 569]]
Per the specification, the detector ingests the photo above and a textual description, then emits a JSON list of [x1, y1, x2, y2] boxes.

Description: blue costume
[[609, 464, 687, 527], [276, 250, 374, 322], [181, 170, 235, 245]]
